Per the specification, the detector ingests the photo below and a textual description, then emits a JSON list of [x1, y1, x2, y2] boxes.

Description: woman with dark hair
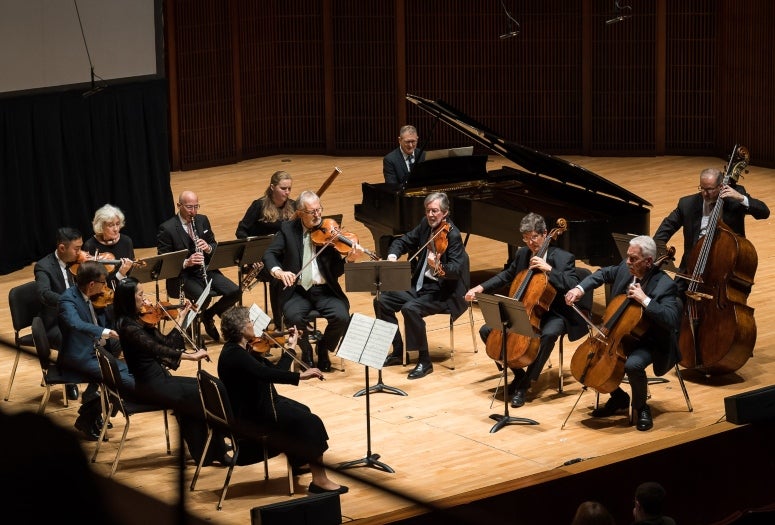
[[113, 277, 229, 466], [217, 306, 347, 495], [571, 501, 616, 525]]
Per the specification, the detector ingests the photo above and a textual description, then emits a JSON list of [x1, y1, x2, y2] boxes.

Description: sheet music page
[[337, 313, 397, 369], [183, 278, 212, 329], [248, 303, 271, 333]]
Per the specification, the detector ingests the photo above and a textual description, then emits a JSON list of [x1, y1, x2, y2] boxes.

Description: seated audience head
[[571, 501, 615, 525], [634, 481, 668, 520]]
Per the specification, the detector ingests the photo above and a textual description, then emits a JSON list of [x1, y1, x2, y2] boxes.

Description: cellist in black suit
[[565, 235, 681, 431]]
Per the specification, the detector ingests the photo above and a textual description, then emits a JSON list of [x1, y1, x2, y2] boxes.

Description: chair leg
[[37, 385, 52, 415], [468, 304, 478, 354], [449, 315, 455, 370], [4, 348, 21, 401], [162, 410, 171, 454], [110, 414, 132, 477], [92, 394, 112, 463], [190, 429, 214, 491], [286, 456, 294, 496], [675, 364, 694, 412], [62, 385, 69, 408], [217, 462, 237, 510]]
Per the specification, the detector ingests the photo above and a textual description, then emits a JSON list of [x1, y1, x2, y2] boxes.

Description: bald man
[[157, 190, 240, 342]]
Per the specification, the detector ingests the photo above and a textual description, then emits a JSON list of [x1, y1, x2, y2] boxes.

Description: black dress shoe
[[301, 350, 315, 368], [74, 418, 107, 442], [510, 389, 526, 408], [636, 405, 653, 431], [317, 359, 332, 373], [591, 391, 631, 417], [308, 482, 349, 495], [407, 362, 433, 380], [383, 354, 403, 367], [65, 384, 80, 401], [202, 315, 220, 342]]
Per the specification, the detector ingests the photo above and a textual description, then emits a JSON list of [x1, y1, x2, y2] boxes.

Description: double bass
[[569, 247, 676, 394], [679, 145, 757, 375], [485, 218, 567, 368]]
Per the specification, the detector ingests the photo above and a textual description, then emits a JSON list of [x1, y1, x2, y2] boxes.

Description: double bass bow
[[680, 145, 757, 374], [485, 218, 567, 369], [569, 247, 676, 394]]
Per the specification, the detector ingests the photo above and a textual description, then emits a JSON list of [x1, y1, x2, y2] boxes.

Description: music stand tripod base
[[354, 369, 407, 397], [489, 413, 538, 433], [336, 453, 394, 474]]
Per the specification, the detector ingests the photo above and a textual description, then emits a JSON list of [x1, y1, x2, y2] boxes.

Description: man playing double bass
[[465, 213, 585, 408], [565, 236, 681, 431]]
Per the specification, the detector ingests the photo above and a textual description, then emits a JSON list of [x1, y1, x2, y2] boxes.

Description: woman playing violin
[[376, 192, 469, 380], [83, 204, 136, 287], [464, 213, 586, 408], [113, 277, 230, 466], [218, 306, 347, 495], [564, 235, 681, 432]]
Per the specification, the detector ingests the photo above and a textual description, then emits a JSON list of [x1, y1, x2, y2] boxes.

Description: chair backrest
[[9, 281, 41, 342], [95, 346, 121, 400], [575, 267, 595, 313], [197, 369, 233, 431], [31, 317, 52, 372]]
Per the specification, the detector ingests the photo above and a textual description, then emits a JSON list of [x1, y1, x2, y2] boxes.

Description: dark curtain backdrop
[[0, 79, 174, 275]]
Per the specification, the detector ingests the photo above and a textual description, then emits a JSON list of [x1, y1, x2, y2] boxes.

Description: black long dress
[[217, 341, 329, 468], [117, 317, 226, 465]]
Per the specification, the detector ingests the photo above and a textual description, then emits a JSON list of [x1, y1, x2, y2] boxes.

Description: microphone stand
[[74, 0, 107, 98]]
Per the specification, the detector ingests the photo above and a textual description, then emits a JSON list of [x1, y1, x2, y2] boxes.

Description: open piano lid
[[407, 93, 651, 208]]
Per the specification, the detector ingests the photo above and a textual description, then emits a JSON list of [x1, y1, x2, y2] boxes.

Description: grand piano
[[354, 94, 651, 266]]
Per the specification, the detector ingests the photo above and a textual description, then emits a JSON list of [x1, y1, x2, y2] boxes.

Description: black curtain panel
[[0, 79, 174, 275]]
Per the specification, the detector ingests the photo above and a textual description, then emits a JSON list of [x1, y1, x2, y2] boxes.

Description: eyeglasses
[[180, 204, 201, 210], [698, 185, 720, 192], [300, 208, 323, 216], [522, 233, 542, 243]]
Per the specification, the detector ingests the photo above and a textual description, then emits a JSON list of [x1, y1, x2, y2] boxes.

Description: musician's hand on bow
[[300, 367, 324, 381], [465, 285, 484, 302], [274, 269, 297, 288], [565, 288, 583, 305], [529, 256, 551, 273], [184, 348, 210, 362]]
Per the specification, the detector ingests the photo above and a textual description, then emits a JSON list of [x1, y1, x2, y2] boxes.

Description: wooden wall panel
[[173, 0, 236, 169], [165, 1, 775, 169]]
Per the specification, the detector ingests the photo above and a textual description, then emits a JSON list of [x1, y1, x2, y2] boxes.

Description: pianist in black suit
[[465, 213, 585, 408], [377, 192, 469, 380], [654, 167, 769, 272], [383, 124, 426, 185]]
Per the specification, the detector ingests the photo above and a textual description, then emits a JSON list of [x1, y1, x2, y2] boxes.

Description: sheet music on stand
[[183, 278, 212, 330], [337, 313, 398, 369], [248, 303, 271, 334]]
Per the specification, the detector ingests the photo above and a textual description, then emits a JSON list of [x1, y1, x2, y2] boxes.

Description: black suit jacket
[[387, 218, 469, 319], [578, 261, 681, 376], [157, 213, 218, 292], [480, 245, 586, 341], [262, 218, 349, 310], [654, 185, 769, 269], [34, 252, 70, 336], [383, 147, 425, 185]]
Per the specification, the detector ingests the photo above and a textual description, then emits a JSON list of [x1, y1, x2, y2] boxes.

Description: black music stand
[[476, 293, 539, 432], [238, 235, 274, 309], [130, 250, 188, 301], [335, 313, 398, 474], [345, 260, 412, 397], [206, 238, 246, 274]]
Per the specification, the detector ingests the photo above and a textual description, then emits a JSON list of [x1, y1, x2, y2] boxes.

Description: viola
[[427, 221, 450, 277], [69, 250, 146, 276], [310, 218, 379, 260], [247, 330, 291, 354]]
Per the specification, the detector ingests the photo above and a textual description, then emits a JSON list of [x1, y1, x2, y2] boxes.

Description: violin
[[90, 288, 114, 309], [138, 301, 184, 326], [69, 250, 146, 276], [310, 218, 379, 260], [247, 330, 291, 354], [427, 221, 450, 277]]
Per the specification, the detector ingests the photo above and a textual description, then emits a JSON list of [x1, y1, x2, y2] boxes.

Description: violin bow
[[409, 219, 450, 262], [156, 301, 210, 364]]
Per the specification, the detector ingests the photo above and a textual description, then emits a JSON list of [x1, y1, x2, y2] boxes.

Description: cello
[[679, 145, 757, 375], [570, 247, 676, 394], [485, 218, 567, 368]]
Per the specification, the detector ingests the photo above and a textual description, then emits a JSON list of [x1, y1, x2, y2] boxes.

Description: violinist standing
[[564, 236, 681, 431], [263, 191, 362, 372], [377, 192, 469, 380], [464, 213, 585, 407], [112, 277, 230, 466], [654, 167, 769, 276], [157, 191, 241, 343], [58, 261, 134, 441], [83, 204, 136, 289]]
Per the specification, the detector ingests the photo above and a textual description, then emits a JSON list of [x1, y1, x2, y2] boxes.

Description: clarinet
[[189, 218, 208, 282]]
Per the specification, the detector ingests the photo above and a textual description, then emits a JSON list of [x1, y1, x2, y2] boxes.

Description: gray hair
[[297, 190, 320, 209], [399, 125, 418, 137], [519, 213, 547, 234], [630, 235, 656, 260], [424, 192, 449, 212], [92, 204, 125, 235], [700, 167, 723, 186]]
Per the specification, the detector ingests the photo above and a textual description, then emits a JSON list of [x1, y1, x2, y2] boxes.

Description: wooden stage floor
[[1, 154, 773, 524]]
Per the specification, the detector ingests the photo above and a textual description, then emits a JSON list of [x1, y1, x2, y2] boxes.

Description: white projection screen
[[0, 0, 161, 95]]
